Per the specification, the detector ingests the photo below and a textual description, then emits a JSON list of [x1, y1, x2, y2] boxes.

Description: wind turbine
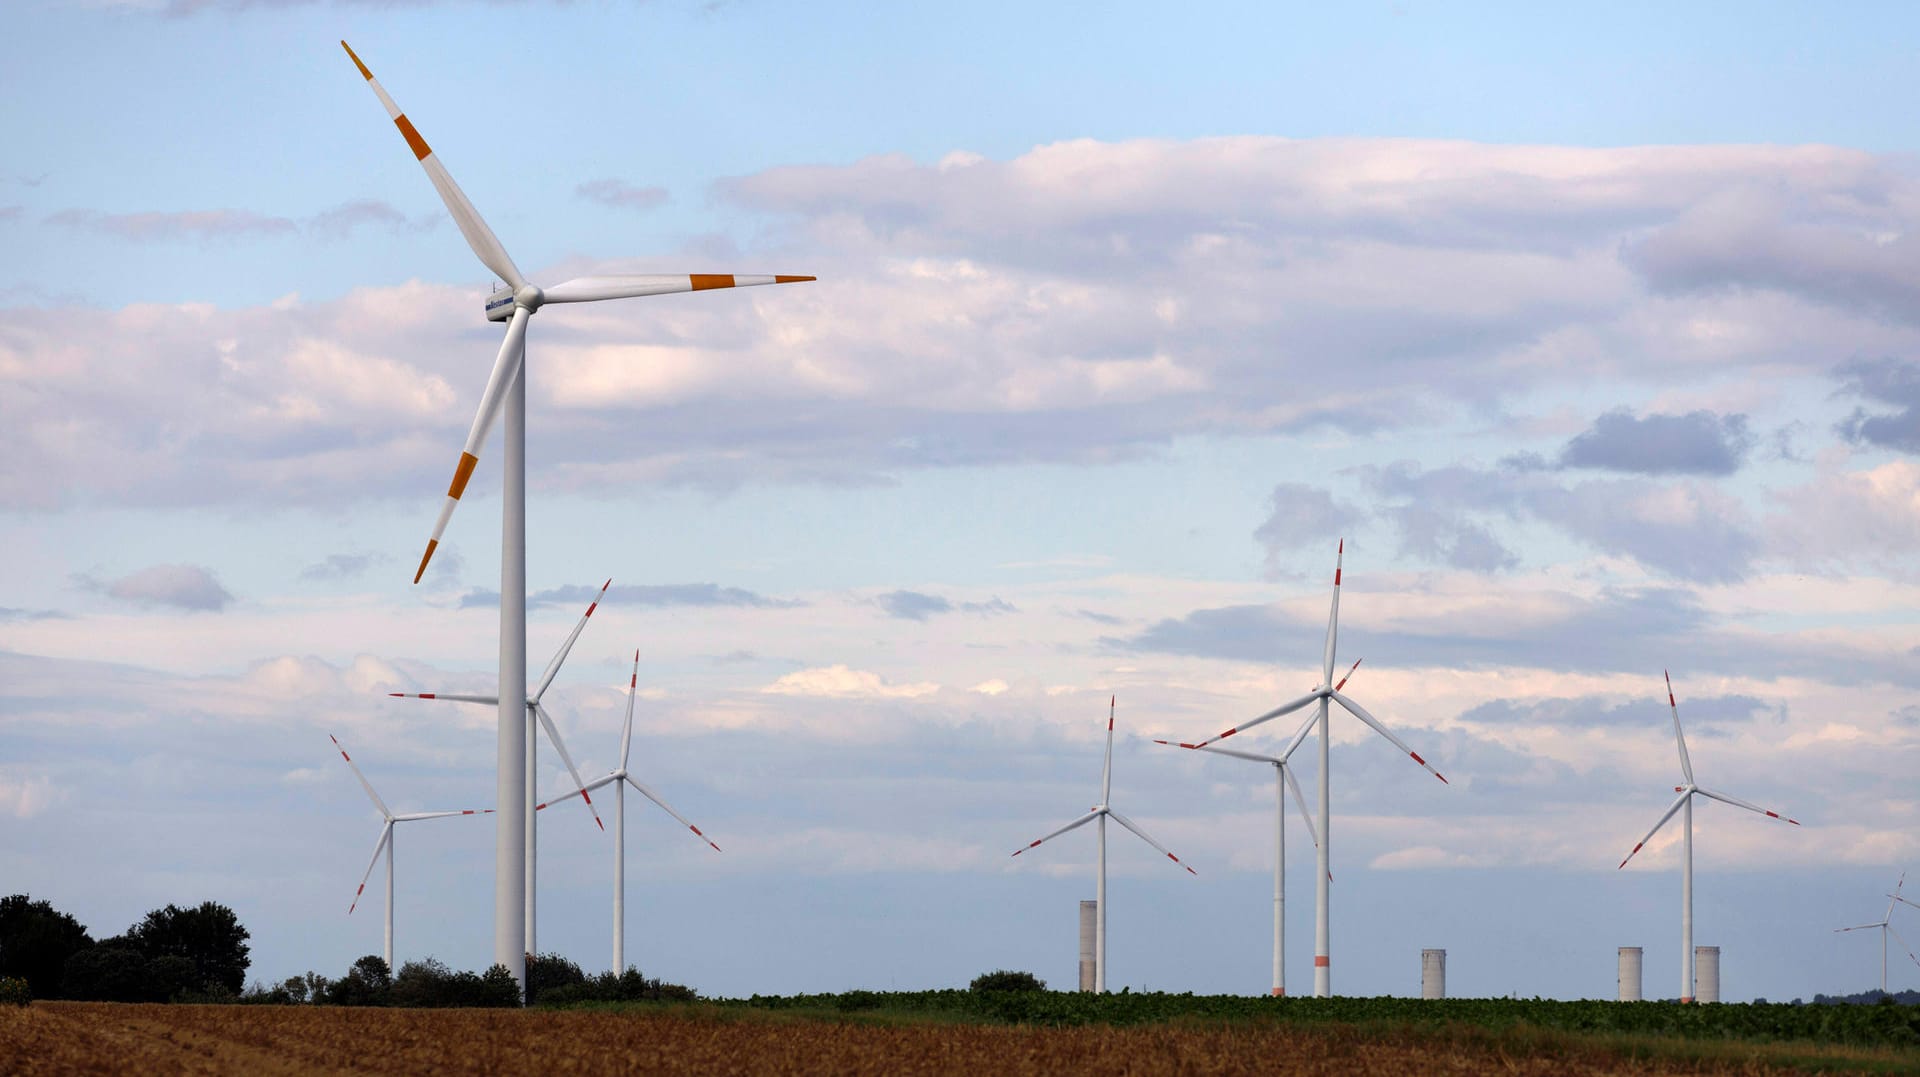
[[389, 579, 613, 957], [1012, 697, 1196, 993], [540, 650, 721, 973], [1835, 873, 1920, 995], [1187, 541, 1447, 997], [1154, 676, 1344, 996], [341, 42, 813, 988], [1617, 671, 1801, 1003], [330, 733, 493, 970]]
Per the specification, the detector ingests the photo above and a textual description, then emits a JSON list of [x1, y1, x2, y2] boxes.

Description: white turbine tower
[[1012, 697, 1197, 993], [539, 649, 722, 973], [1154, 674, 1345, 997], [330, 734, 493, 970], [1188, 541, 1447, 997], [389, 579, 614, 957], [342, 42, 813, 989], [1835, 873, 1920, 995], [1617, 671, 1801, 1003]]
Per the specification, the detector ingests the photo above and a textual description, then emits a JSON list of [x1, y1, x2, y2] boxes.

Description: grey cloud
[[81, 564, 234, 612], [1558, 409, 1752, 476], [299, 553, 377, 582], [1835, 357, 1920, 453], [0, 607, 66, 622], [575, 179, 670, 212], [459, 582, 801, 611], [306, 199, 437, 240], [46, 208, 296, 242], [1253, 483, 1362, 563], [0, 206, 20, 223], [875, 590, 1015, 621]]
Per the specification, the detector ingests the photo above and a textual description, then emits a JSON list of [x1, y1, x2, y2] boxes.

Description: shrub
[[61, 945, 156, 1002], [971, 969, 1047, 993], [323, 955, 392, 1007], [526, 952, 585, 1004], [0, 976, 29, 1006]]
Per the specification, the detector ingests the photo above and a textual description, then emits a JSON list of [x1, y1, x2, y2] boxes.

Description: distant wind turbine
[[1617, 671, 1800, 1003], [1835, 872, 1920, 994], [1188, 541, 1447, 997], [390, 579, 613, 956], [341, 41, 812, 986], [540, 649, 722, 973], [329, 734, 492, 970], [1013, 697, 1196, 993], [1155, 686, 1336, 996]]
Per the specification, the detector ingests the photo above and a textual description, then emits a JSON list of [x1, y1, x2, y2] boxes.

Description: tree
[[61, 943, 156, 1002], [0, 894, 94, 998], [125, 902, 250, 995], [525, 951, 585, 1004], [324, 955, 391, 1006], [970, 969, 1047, 993]]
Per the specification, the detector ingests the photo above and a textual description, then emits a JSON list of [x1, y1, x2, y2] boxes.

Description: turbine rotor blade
[[1153, 739, 1280, 765], [388, 692, 500, 705], [1011, 810, 1101, 857], [1328, 689, 1448, 784], [348, 822, 393, 915], [1693, 786, 1800, 826], [1886, 922, 1920, 973], [340, 42, 526, 291], [1332, 658, 1362, 693], [1665, 670, 1695, 785], [1835, 922, 1886, 933], [620, 649, 639, 770], [540, 274, 816, 304], [1282, 765, 1321, 852], [1618, 790, 1691, 869], [1194, 690, 1323, 749], [532, 578, 611, 703], [533, 703, 604, 831], [1101, 696, 1115, 805], [1277, 707, 1321, 763], [533, 772, 618, 812], [1106, 808, 1197, 875], [329, 734, 391, 819], [627, 775, 721, 852], [415, 305, 529, 584], [393, 809, 494, 821], [1321, 539, 1344, 684]]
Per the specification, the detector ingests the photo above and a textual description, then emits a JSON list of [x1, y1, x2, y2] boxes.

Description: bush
[[532, 966, 698, 1006], [392, 957, 520, 1008], [971, 969, 1047, 993], [62, 945, 157, 1002], [0, 895, 95, 1000], [0, 977, 29, 1006], [323, 955, 392, 1007], [526, 952, 585, 1004]]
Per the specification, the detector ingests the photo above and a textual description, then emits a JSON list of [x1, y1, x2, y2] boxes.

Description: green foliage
[[720, 990, 1920, 1047], [970, 970, 1047, 994], [0, 894, 94, 999], [391, 957, 522, 1008], [534, 966, 698, 1007], [322, 955, 393, 1007], [0, 976, 30, 1006], [61, 944, 160, 1002], [525, 951, 586, 1004], [125, 901, 251, 996]]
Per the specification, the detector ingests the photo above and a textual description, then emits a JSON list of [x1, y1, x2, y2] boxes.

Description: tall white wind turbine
[[330, 734, 493, 970], [1187, 541, 1447, 997], [540, 650, 721, 973], [342, 42, 812, 989], [1154, 686, 1340, 996], [1835, 873, 1920, 994], [1617, 671, 1801, 1003], [1012, 697, 1196, 993], [389, 579, 614, 957]]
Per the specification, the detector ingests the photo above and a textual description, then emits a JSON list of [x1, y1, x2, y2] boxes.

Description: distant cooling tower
[[1694, 946, 1720, 1003], [1421, 949, 1446, 999], [1617, 947, 1643, 1001], [1078, 900, 1097, 992]]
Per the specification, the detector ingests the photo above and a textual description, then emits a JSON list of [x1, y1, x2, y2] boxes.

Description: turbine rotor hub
[[515, 283, 545, 311]]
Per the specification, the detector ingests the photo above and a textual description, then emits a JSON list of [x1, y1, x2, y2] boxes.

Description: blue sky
[[5, 0, 1920, 1003]]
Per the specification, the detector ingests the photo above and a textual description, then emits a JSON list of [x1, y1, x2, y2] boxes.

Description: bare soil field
[[0, 1002, 1906, 1076]]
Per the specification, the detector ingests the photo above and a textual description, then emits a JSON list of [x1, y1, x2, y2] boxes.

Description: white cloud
[[970, 679, 1009, 696], [760, 665, 941, 699]]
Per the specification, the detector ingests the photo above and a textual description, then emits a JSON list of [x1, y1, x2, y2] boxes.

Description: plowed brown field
[[0, 1002, 1887, 1076]]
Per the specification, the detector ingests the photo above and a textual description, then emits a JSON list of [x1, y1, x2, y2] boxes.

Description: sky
[[5, 0, 1920, 1003]]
